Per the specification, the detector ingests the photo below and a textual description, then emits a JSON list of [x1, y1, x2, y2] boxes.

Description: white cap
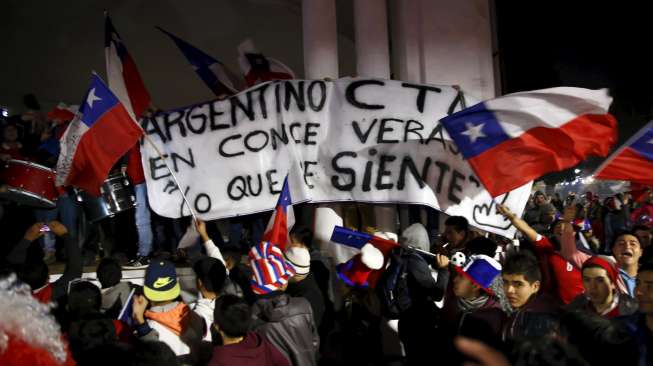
[[284, 246, 311, 276]]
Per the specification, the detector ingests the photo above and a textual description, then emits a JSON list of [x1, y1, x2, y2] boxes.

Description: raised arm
[[49, 221, 83, 302], [557, 206, 591, 268], [6, 222, 44, 265], [496, 204, 538, 242], [196, 220, 227, 269]]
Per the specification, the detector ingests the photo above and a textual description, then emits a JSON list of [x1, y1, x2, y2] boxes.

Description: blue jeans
[[134, 183, 153, 257]]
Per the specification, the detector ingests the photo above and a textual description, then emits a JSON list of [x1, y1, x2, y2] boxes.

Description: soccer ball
[[451, 251, 466, 267]]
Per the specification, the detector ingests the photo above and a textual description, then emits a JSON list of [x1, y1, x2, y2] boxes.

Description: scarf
[[457, 294, 489, 313]]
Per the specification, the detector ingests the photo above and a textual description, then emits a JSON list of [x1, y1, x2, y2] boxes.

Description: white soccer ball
[[451, 251, 466, 267]]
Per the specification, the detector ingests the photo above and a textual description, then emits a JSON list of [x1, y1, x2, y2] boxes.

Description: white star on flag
[[86, 88, 102, 109], [461, 122, 486, 143], [647, 138, 653, 145]]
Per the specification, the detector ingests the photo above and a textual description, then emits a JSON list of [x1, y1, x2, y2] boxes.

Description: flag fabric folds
[[156, 27, 242, 96], [595, 121, 653, 186], [440, 87, 617, 197], [105, 14, 151, 184], [238, 39, 295, 87], [261, 176, 294, 251], [330, 226, 399, 255], [56, 74, 143, 195], [105, 14, 151, 120]]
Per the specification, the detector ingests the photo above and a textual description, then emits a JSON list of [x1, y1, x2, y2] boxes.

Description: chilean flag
[[56, 74, 143, 195], [105, 14, 151, 120], [238, 39, 295, 87], [157, 26, 243, 96], [105, 14, 151, 184], [261, 176, 294, 251], [330, 226, 399, 255], [440, 87, 617, 197], [595, 121, 653, 186], [330, 226, 400, 288]]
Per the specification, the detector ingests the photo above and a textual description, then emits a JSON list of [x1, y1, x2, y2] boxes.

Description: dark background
[[495, 2, 652, 182]]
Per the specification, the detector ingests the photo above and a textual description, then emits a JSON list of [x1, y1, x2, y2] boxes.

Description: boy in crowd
[[439, 216, 471, 254], [621, 258, 653, 365], [249, 241, 319, 366], [96, 258, 133, 317], [567, 255, 637, 318], [209, 294, 290, 366], [284, 232, 325, 328], [442, 254, 506, 340], [612, 232, 642, 297], [497, 203, 584, 304], [501, 251, 560, 340], [191, 256, 227, 342], [132, 260, 204, 360]]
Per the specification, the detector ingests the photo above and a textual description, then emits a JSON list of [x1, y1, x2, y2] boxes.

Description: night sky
[[2, 2, 648, 184], [495, 3, 652, 181]]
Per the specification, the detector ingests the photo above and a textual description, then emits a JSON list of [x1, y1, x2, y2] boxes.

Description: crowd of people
[[1, 103, 653, 365]]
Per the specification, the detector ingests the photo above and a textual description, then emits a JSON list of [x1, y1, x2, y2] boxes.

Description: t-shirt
[[532, 236, 584, 304]]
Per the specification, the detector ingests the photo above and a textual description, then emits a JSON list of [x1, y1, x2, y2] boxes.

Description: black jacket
[[502, 293, 561, 341], [286, 272, 325, 328], [251, 292, 319, 366]]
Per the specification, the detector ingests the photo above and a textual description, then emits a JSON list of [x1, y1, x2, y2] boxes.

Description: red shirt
[[533, 236, 584, 304], [126, 145, 145, 185]]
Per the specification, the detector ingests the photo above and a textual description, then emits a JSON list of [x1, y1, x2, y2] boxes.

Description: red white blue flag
[[105, 14, 151, 184], [261, 176, 294, 251], [238, 39, 295, 88], [157, 26, 243, 96], [440, 87, 617, 197], [105, 14, 151, 120], [56, 74, 143, 195], [595, 121, 653, 186]]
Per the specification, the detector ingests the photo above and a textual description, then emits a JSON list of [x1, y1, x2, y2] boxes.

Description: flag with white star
[[440, 87, 617, 197], [261, 175, 295, 251], [157, 26, 243, 96], [238, 39, 295, 88], [595, 120, 653, 185], [56, 74, 143, 195]]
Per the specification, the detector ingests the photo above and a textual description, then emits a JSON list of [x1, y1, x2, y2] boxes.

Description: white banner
[[140, 78, 531, 237]]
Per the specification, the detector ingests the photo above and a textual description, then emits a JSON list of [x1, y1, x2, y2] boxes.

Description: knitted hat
[[336, 243, 384, 288], [249, 241, 296, 295], [284, 246, 311, 276], [454, 254, 502, 294], [144, 260, 181, 302], [582, 255, 618, 285]]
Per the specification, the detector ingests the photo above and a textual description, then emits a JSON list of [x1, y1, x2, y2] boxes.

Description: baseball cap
[[143, 260, 180, 302]]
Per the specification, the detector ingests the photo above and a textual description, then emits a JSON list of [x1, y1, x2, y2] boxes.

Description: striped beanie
[[249, 241, 296, 295]]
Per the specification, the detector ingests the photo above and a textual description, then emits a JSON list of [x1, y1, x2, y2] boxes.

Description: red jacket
[[532, 236, 584, 304], [209, 332, 290, 366]]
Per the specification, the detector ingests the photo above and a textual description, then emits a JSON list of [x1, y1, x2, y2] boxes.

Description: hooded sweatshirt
[[400, 223, 431, 252], [208, 331, 290, 366]]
